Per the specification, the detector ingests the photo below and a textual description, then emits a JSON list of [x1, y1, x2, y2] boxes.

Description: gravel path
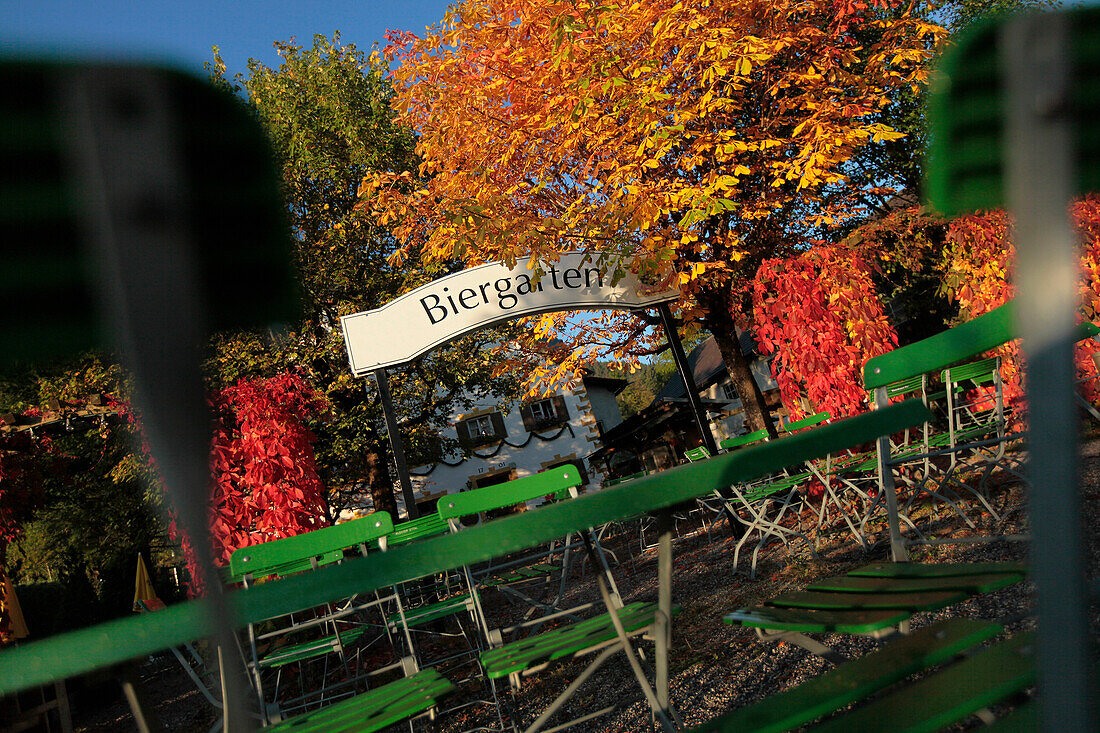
[[69, 435, 1100, 732]]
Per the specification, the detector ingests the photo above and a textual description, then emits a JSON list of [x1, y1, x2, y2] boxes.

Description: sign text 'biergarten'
[[341, 252, 678, 375]]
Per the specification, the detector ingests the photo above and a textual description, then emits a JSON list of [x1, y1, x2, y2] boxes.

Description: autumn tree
[[208, 35, 522, 517], [366, 0, 946, 434]]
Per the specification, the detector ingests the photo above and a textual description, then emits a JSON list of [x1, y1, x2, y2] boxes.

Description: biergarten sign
[[340, 252, 678, 375]]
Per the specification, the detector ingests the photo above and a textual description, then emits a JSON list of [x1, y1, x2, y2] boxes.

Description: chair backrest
[[866, 302, 1096, 392], [782, 411, 830, 432], [605, 471, 645, 487], [942, 356, 1000, 385], [229, 512, 394, 580], [684, 446, 711, 462], [387, 512, 450, 547], [719, 428, 769, 450], [875, 375, 926, 401], [437, 465, 582, 520]]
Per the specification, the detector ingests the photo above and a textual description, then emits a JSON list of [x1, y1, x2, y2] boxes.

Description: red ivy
[[753, 246, 899, 421], [205, 372, 329, 574]]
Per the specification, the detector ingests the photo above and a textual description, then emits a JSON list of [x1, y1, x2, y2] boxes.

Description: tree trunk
[[365, 448, 399, 517], [708, 319, 778, 438]]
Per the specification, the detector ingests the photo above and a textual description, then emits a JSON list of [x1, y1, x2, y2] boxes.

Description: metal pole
[[372, 369, 419, 519], [657, 303, 719, 455], [1004, 14, 1095, 731]]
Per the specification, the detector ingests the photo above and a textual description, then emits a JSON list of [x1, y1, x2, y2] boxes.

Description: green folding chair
[[229, 513, 411, 723]]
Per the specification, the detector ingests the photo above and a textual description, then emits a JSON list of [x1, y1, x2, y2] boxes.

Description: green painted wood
[[864, 304, 1016, 389], [925, 6, 1100, 216], [691, 618, 1002, 733], [384, 514, 449, 547], [225, 551, 344, 585], [768, 589, 967, 611], [720, 428, 769, 450], [0, 61, 295, 366], [879, 375, 925, 400], [387, 595, 472, 629], [809, 631, 1036, 733], [437, 465, 581, 519], [848, 561, 1026, 578], [479, 602, 671, 679], [229, 513, 394, 580], [864, 303, 1099, 389], [685, 446, 712, 462], [258, 626, 370, 669], [723, 606, 909, 634], [264, 668, 455, 733], [805, 573, 1023, 595], [0, 400, 932, 695], [942, 356, 999, 382], [783, 412, 830, 432]]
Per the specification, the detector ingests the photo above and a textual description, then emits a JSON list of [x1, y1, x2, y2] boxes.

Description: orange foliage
[[363, 0, 945, 402]]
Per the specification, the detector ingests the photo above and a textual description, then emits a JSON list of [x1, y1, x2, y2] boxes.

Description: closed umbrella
[[132, 553, 163, 611]]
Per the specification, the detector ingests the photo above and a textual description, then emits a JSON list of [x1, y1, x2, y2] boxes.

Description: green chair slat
[[720, 428, 769, 450], [723, 606, 910, 634], [805, 573, 1023, 595], [226, 550, 345, 585], [691, 618, 1002, 733], [482, 562, 557, 587], [387, 514, 450, 547], [388, 595, 472, 629], [0, 401, 932, 695], [864, 301, 1099, 389], [865, 304, 1016, 390], [880, 375, 925, 400], [809, 631, 1036, 733], [479, 602, 670, 679], [783, 411, 830, 432], [265, 668, 455, 733], [229, 513, 394, 580], [437, 465, 581, 519], [848, 561, 1026, 578], [258, 626, 370, 669], [942, 356, 1000, 382], [768, 589, 967, 611]]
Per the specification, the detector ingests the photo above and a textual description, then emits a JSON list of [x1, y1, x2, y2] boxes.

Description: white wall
[[407, 380, 609, 513]]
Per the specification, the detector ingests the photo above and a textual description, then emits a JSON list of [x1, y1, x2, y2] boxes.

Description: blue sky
[[2, 1, 455, 79]]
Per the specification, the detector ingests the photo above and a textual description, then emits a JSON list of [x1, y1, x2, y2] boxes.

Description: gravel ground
[[69, 434, 1100, 732]]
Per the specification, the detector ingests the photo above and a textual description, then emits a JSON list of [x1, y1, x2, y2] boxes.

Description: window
[[529, 399, 556, 422], [520, 394, 570, 431], [722, 381, 739, 401], [467, 415, 495, 438], [456, 411, 507, 449]]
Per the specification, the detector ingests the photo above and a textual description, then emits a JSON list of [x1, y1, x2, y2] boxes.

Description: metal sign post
[[657, 303, 719, 456], [372, 368, 419, 519]]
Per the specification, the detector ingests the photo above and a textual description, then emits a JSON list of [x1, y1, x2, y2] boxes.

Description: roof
[[581, 373, 630, 395], [656, 332, 760, 400]]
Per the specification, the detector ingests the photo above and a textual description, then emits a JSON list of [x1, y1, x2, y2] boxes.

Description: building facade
[[404, 373, 627, 516]]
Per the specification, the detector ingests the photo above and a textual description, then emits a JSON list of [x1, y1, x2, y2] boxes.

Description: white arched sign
[[340, 252, 678, 375]]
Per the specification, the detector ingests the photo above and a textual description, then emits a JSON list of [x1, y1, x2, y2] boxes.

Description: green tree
[[207, 35, 522, 518]]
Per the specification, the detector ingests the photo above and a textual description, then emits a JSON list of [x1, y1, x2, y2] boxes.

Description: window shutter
[[456, 419, 473, 451], [519, 403, 536, 432], [489, 411, 507, 440], [550, 395, 569, 422]]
